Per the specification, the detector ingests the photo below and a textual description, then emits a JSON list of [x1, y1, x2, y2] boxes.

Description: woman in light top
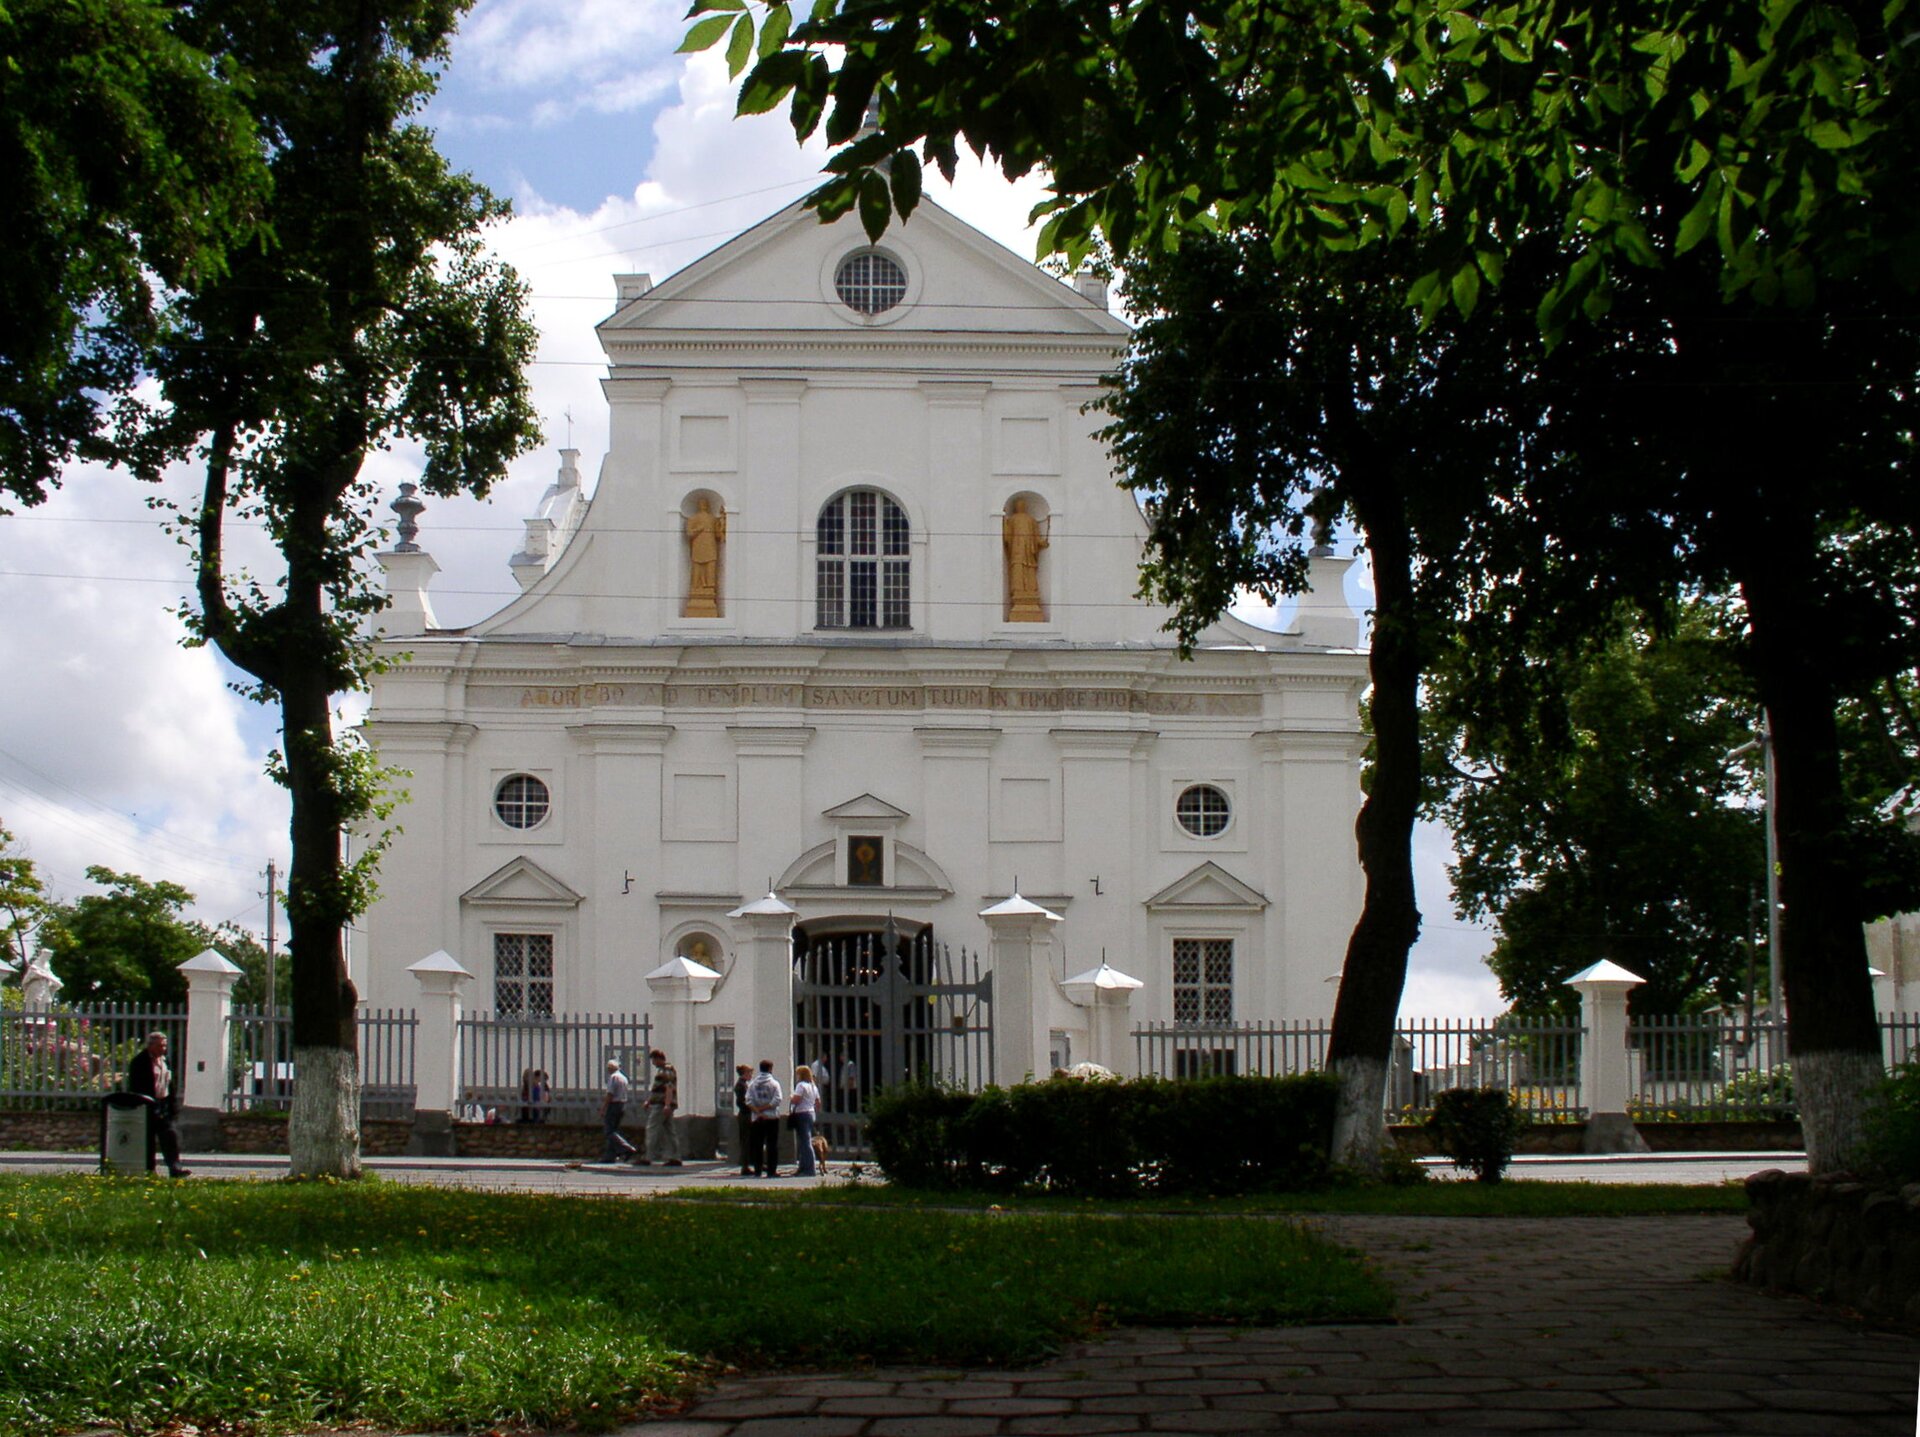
[[789, 1064, 822, 1178]]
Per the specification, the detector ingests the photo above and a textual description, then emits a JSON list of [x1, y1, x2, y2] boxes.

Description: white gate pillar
[[981, 892, 1062, 1086], [1062, 961, 1144, 1075], [1566, 958, 1650, 1154], [646, 955, 721, 1119], [407, 950, 472, 1156], [177, 948, 242, 1150], [728, 891, 798, 1072]]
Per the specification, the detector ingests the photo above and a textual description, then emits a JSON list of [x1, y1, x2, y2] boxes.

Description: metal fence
[[456, 1011, 652, 1125], [1133, 1016, 1582, 1121], [1629, 1014, 1791, 1122], [1883, 1011, 1920, 1069], [225, 1007, 418, 1119], [0, 1001, 186, 1110]]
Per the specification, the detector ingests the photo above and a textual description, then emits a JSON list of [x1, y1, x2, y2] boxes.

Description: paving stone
[[895, 1380, 1015, 1399], [1004, 1416, 1143, 1435], [1136, 1378, 1267, 1396], [862, 1420, 1007, 1437], [1609, 1388, 1759, 1412], [689, 1398, 824, 1419], [1756, 1386, 1905, 1414], [1341, 1392, 1473, 1411], [727, 1420, 866, 1437], [944, 1398, 1077, 1417]]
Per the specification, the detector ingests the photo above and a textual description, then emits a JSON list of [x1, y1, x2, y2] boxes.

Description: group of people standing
[[732, 1061, 821, 1178]]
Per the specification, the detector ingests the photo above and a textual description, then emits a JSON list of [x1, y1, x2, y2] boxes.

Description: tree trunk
[[282, 652, 361, 1179], [1326, 484, 1424, 1171]]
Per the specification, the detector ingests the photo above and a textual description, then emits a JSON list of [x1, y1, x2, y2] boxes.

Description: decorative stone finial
[[391, 482, 426, 552]]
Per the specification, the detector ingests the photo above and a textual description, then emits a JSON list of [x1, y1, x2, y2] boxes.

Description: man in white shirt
[[598, 1058, 638, 1163], [126, 1031, 190, 1177]]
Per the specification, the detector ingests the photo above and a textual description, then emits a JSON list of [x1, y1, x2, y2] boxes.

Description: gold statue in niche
[[683, 497, 727, 617], [1003, 497, 1050, 622]]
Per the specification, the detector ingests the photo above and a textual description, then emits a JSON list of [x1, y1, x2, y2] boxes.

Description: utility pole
[[265, 859, 278, 1014]]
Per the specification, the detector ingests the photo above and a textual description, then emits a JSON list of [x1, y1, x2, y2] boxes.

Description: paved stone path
[[636, 1215, 1917, 1435]]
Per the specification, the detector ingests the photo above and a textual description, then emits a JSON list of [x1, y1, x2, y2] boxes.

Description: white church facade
[[358, 197, 1368, 1117]]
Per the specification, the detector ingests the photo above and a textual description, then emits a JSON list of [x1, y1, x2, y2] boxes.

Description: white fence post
[[1566, 958, 1650, 1154], [177, 949, 241, 1149], [981, 891, 1063, 1086], [407, 950, 472, 1155], [728, 891, 798, 1072], [1062, 961, 1144, 1075]]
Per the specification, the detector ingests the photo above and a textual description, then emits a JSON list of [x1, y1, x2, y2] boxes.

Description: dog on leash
[[810, 1133, 829, 1173]]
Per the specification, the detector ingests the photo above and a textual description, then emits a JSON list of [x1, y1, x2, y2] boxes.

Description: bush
[[1863, 1059, 1920, 1185], [865, 1072, 1339, 1196], [1718, 1063, 1796, 1121], [1425, 1087, 1525, 1184]]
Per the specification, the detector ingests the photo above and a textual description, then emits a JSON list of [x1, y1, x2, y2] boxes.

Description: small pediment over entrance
[[822, 793, 910, 825], [778, 838, 954, 899], [1144, 861, 1269, 913], [461, 856, 584, 909]]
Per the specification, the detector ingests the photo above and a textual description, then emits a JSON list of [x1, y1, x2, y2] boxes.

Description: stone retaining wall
[[1388, 1119, 1802, 1156], [1734, 1168, 1920, 1326]]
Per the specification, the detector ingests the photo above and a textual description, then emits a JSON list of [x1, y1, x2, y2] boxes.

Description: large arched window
[[816, 489, 910, 629]]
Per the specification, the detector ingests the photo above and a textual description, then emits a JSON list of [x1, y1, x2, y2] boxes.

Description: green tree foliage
[[121, 0, 540, 1175], [711, 0, 1920, 1170], [40, 867, 203, 1006], [0, 0, 265, 504], [1425, 607, 1767, 1018], [1102, 229, 1548, 1163], [0, 824, 49, 972]]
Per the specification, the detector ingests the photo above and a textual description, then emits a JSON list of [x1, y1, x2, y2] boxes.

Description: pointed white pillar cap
[[408, 949, 474, 979], [1564, 958, 1646, 988], [1063, 960, 1143, 991], [645, 954, 723, 982], [979, 890, 1062, 922], [180, 948, 244, 977], [729, 890, 797, 918]]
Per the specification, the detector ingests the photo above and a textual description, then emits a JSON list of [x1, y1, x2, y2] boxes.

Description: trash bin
[[101, 1092, 155, 1175]]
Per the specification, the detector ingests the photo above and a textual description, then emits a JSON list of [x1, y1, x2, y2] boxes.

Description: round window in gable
[[834, 250, 908, 316], [1175, 784, 1231, 838], [494, 774, 551, 830]]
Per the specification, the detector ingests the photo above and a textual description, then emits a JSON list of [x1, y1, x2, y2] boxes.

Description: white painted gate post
[[646, 954, 720, 1150], [1062, 961, 1145, 1075], [728, 890, 798, 1073], [981, 891, 1062, 1086], [1566, 959, 1650, 1154], [407, 950, 472, 1156], [178, 948, 242, 1150]]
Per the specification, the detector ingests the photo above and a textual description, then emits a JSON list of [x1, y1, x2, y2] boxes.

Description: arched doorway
[[792, 915, 993, 1155]]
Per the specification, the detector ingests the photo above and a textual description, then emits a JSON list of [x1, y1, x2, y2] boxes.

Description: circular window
[[1176, 784, 1232, 838], [494, 774, 550, 830], [834, 250, 908, 315]]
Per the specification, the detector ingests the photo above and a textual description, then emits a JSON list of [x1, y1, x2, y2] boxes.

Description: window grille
[[494, 933, 555, 1018], [834, 250, 908, 315], [494, 774, 550, 830], [1175, 784, 1231, 838], [1173, 938, 1234, 1024], [816, 490, 910, 629]]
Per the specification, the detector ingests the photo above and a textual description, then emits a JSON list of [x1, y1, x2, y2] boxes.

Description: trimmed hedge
[[866, 1072, 1340, 1196]]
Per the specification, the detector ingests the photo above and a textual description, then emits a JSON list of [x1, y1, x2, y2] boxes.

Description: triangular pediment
[[1144, 861, 1269, 913], [823, 793, 910, 824], [599, 197, 1128, 342], [462, 856, 584, 909]]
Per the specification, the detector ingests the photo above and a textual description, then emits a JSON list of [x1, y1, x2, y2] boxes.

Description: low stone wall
[[452, 1114, 716, 1160], [0, 1109, 98, 1151], [217, 1114, 415, 1157], [1734, 1168, 1920, 1326]]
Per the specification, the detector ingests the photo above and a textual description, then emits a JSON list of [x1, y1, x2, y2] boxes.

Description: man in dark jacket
[[126, 1031, 190, 1177]]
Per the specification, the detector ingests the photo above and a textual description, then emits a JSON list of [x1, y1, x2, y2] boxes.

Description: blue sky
[[0, 3, 1502, 1016]]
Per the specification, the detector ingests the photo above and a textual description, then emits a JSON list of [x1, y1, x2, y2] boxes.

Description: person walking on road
[[599, 1057, 638, 1163], [126, 1032, 190, 1178], [745, 1059, 783, 1177], [636, 1048, 682, 1166]]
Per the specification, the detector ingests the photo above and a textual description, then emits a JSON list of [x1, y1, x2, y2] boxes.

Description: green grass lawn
[[0, 1173, 1390, 1435], [675, 1177, 1749, 1217]]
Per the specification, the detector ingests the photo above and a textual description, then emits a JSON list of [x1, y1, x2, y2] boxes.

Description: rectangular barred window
[[849, 489, 877, 554], [881, 559, 910, 628], [1172, 938, 1233, 1025], [816, 557, 844, 628], [494, 933, 555, 1018], [849, 560, 877, 628]]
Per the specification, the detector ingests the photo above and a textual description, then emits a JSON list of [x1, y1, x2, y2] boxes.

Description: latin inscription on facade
[[466, 680, 1259, 717]]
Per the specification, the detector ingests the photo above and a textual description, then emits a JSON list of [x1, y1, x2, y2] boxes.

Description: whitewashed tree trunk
[[289, 1046, 362, 1179], [1797, 1047, 1883, 1175], [1329, 1053, 1387, 1173]]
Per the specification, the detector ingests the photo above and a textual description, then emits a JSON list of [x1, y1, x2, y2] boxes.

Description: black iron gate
[[793, 918, 994, 1156]]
